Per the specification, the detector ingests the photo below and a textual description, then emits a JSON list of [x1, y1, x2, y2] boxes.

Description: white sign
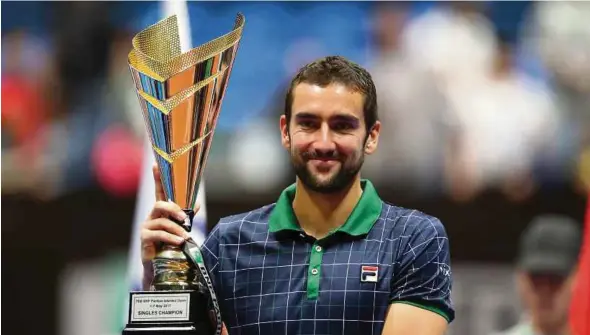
[[130, 293, 191, 322]]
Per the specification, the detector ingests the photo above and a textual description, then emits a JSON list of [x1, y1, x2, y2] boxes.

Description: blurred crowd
[[2, 2, 145, 201], [2, 1, 589, 205], [365, 1, 590, 202]]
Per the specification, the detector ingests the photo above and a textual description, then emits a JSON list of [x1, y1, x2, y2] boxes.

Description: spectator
[[368, 2, 452, 198], [492, 215, 582, 335], [443, 29, 559, 202], [526, 2, 590, 190], [401, 2, 497, 88]]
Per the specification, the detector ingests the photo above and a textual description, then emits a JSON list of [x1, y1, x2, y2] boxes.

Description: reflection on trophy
[[122, 13, 245, 335]]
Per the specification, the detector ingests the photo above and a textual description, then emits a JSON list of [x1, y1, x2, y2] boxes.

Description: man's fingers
[[149, 201, 186, 221], [208, 312, 228, 335], [142, 229, 185, 246], [141, 226, 186, 246], [143, 218, 190, 239], [152, 164, 166, 201]]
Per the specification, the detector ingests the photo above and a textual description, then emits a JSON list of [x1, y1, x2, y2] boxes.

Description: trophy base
[[122, 323, 202, 334], [122, 290, 215, 335]]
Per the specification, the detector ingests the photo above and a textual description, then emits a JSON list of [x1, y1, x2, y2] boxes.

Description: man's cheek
[[335, 141, 360, 155]]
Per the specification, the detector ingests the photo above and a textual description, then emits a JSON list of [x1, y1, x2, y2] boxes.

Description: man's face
[[517, 271, 575, 332], [280, 83, 380, 193]]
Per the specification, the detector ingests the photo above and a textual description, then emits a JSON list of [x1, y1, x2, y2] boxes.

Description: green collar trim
[[268, 179, 383, 237]]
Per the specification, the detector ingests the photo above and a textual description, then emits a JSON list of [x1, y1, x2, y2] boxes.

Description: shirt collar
[[268, 179, 383, 237]]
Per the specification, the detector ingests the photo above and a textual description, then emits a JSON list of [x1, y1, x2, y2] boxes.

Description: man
[[493, 215, 582, 335], [140, 56, 454, 334]]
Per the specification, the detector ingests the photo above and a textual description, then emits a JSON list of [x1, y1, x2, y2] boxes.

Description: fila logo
[[439, 264, 451, 277], [361, 265, 379, 283]]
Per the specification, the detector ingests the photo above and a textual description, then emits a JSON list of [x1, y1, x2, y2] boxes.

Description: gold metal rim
[[136, 66, 227, 115], [128, 13, 245, 82], [152, 130, 212, 164]]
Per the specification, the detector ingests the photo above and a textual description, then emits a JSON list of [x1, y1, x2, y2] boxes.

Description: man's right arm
[[140, 200, 192, 290], [139, 165, 227, 332]]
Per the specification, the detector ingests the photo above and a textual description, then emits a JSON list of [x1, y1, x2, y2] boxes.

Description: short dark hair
[[284, 56, 378, 133]]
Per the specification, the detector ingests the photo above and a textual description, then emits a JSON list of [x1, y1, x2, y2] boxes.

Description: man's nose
[[534, 278, 563, 294], [312, 124, 336, 151]]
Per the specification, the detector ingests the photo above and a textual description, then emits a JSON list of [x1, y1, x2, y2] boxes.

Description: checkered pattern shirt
[[201, 180, 454, 335]]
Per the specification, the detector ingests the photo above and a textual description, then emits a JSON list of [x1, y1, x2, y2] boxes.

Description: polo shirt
[[201, 180, 454, 335]]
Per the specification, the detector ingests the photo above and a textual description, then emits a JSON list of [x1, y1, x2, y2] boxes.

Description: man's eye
[[299, 121, 315, 129], [333, 123, 352, 131]]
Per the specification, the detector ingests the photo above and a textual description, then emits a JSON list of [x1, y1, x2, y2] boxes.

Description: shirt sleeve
[[390, 216, 455, 323]]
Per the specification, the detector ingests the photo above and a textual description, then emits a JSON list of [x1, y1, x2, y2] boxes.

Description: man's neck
[[292, 176, 363, 239]]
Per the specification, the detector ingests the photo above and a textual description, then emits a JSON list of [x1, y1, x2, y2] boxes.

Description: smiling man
[[140, 56, 454, 334]]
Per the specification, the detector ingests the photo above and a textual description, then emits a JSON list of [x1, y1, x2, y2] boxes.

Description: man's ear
[[280, 115, 290, 149], [364, 121, 381, 155]]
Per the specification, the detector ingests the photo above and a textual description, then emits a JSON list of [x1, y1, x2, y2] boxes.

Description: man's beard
[[290, 147, 364, 194]]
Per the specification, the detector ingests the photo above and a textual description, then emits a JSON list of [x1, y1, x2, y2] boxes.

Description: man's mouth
[[309, 159, 339, 169], [310, 157, 338, 162]]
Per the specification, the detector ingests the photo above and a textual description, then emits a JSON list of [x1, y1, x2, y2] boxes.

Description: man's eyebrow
[[331, 114, 359, 122], [294, 112, 319, 120], [331, 114, 360, 126]]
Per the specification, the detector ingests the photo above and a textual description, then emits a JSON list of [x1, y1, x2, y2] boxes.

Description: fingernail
[[176, 236, 185, 244], [176, 212, 187, 221]]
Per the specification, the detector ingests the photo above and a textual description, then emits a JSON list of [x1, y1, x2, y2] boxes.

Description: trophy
[[122, 13, 245, 335]]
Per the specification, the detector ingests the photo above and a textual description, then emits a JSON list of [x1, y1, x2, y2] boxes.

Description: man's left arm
[[383, 216, 454, 335]]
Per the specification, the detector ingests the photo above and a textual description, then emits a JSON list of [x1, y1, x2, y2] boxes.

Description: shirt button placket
[[311, 244, 322, 276], [307, 242, 324, 299]]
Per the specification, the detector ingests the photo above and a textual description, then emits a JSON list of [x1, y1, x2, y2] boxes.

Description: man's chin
[[304, 175, 351, 194], [293, 162, 357, 193], [307, 169, 338, 184], [306, 183, 343, 194]]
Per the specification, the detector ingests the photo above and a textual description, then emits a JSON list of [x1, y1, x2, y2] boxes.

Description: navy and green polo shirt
[[201, 180, 454, 334]]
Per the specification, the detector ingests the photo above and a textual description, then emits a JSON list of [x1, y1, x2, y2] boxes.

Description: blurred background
[[2, 1, 589, 335]]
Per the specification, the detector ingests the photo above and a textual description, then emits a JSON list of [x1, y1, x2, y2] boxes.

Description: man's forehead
[[293, 82, 360, 97], [291, 83, 364, 118]]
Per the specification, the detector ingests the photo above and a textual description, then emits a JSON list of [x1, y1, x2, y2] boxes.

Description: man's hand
[[140, 164, 200, 289]]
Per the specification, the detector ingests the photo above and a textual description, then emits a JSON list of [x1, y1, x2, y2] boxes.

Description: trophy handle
[[177, 208, 195, 232], [182, 238, 223, 335]]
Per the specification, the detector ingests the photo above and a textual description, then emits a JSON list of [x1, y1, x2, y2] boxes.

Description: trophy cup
[[122, 13, 245, 335]]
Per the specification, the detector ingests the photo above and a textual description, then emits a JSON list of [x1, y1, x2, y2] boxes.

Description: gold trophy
[[122, 13, 245, 335]]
